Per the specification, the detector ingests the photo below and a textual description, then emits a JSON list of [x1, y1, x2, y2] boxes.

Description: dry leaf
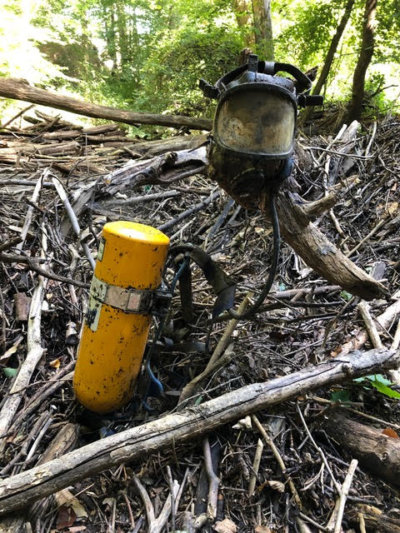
[[268, 480, 285, 493], [0, 335, 23, 364], [255, 526, 273, 533], [49, 358, 61, 369], [214, 518, 237, 533], [232, 416, 252, 430], [386, 202, 398, 216], [55, 489, 88, 518], [382, 428, 399, 439], [56, 505, 76, 529], [102, 497, 116, 508]]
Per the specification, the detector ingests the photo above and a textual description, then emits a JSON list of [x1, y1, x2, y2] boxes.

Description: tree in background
[[1, 0, 399, 123], [346, 0, 378, 121], [251, 0, 274, 60]]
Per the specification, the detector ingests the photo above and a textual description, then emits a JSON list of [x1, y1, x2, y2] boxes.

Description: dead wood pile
[[0, 109, 399, 532]]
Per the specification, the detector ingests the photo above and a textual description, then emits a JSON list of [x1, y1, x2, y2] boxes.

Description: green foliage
[[340, 290, 353, 301], [0, 0, 399, 124], [139, 23, 245, 116], [354, 374, 400, 400], [3, 367, 18, 379], [330, 389, 352, 403]]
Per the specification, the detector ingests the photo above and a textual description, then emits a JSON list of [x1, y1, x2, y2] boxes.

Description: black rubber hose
[[228, 193, 280, 320]]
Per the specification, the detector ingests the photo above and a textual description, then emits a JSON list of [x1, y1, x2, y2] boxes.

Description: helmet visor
[[215, 88, 296, 156]]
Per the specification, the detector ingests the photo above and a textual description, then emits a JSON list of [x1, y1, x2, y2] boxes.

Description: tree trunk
[[301, 0, 355, 124], [234, 0, 254, 49], [346, 0, 378, 122], [0, 78, 212, 131], [251, 0, 274, 60]]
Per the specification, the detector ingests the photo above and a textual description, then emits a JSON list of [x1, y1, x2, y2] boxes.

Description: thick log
[[0, 348, 397, 516], [0, 78, 212, 131], [322, 409, 400, 488]]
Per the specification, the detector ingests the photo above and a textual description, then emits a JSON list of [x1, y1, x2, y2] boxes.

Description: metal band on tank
[[89, 274, 155, 314]]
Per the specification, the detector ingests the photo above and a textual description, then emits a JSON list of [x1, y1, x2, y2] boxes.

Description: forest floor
[[0, 108, 399, 533]]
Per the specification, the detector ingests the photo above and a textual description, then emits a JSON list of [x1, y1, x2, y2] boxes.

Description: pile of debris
[[0, 108, 399, 532]]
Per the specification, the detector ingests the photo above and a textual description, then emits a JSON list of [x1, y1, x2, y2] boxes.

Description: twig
[[158, 190, 220, 232], [203, 437, 220, 520], [25, 414, 53, 463], [392, 319, 400, 350], [16, 171, 45, 251], [357, 301, 384, 349], [0, 237, 22, 253], [305, 146, 371, 159], [248, 438, 264, 497], [133, 474, 180, 533], [0, 289, 6, 351], [52, 176, 95, 269], [365, 121, 377, 157], [166, 466, 176, 532], [326, 459, 358, 533], [310, 396, 400, 431], [359, 512, 367, 533], [296, 403, 341, 493], [122, 492, 135, 531], [298, 512, 330, 532], [0, 104, 34, 129], [207, 294, 250, 369], [346, 217, 388, 257], [0, 252, 90, 288], [178, 295, 250, 404], [338, 294, 400, 356], [295, 517, 313, 533], [302, 174, 359, 218], [105, 189, 180, 206], [252, 415, 303, 510], [0, 411, 49, 476], [388, 318, 400, 384]]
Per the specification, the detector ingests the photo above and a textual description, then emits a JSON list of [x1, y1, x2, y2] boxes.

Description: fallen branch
[[0, 78, 212, 131], [275, 192, 387, 300], [0, 348, 397, 516], [322, 409, 400, 488]]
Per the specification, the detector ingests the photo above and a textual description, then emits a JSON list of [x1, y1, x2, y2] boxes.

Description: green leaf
[[354, 374, 400, 399], [3, 367, 18, 378], [340, 290, 352, 301], [369, 378, 400, 399], [330, 389, 352, 403]]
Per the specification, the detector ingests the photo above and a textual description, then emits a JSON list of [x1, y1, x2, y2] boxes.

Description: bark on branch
[[0, 348, 398, 516], [275, 192, 386, 300], [0, 78, 212, 131], [322, 409, 400, 488]]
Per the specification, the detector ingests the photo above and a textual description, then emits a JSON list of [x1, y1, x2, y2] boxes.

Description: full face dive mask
[[200, 54, 322, 209], [200, 55, 323, 319]]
